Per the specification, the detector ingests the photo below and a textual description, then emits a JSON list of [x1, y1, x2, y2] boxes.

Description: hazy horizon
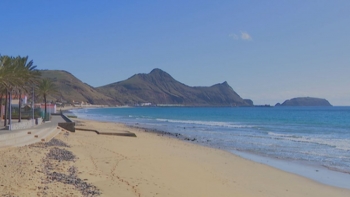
[[1, 1, 349, 106]]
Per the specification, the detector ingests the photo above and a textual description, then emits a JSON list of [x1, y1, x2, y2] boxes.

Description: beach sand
[[1, 118, 349, 197]]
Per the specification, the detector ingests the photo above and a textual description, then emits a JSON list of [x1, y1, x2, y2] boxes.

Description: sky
[[1, 0, 350, 106]]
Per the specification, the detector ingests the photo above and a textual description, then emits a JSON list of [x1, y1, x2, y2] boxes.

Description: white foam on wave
[[268, 132, 302, 138], [268, 132, 350, 151], [156, 118, 250, 128]]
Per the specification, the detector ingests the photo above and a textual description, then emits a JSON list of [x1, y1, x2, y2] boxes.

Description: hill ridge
[[97, 69, 250, 106], [39, 70, 117, 105], [40, 69, 252, 106]]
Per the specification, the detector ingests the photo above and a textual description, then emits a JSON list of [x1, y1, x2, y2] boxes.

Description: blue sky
[[1, 0, 350, 105]]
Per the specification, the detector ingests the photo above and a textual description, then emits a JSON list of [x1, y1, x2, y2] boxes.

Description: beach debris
[[45, 138, 70, 147], [68, 166, 78, 176], [64, 131, 70, 140], [46, 170, 101, 196], [46, 147, 76, 161], [134, 125, 199, 143], [1, 193, 19, 197], [38, 145, 101, 196]]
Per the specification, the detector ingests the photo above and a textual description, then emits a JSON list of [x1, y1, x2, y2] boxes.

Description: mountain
[[96, 68, 251, 106], [276, 97, 332, 107], [243, 99, 254, 106], [39, 70, 117, 105]]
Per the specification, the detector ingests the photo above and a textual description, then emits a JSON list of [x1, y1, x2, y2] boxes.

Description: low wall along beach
[[7, 118, 43, 130]]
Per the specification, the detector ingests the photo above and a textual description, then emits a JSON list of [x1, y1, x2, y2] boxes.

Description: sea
[[71, 106, 350, 189]]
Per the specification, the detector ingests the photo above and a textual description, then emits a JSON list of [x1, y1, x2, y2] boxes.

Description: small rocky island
[[275, 97, 332, 107]]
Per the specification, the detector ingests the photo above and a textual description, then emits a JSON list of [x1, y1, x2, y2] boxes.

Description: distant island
[[275, 97, 332, 107]]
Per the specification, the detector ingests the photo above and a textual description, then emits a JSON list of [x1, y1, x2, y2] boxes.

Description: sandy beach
[[1, 118, 349, 197]]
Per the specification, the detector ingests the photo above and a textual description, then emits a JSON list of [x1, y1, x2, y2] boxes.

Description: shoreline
[[123, 122, 350, 190], [75, 118, 350, 196], [74, 116, 350, 191], [232, 150, 350, 190], [1, 118, 350, 196], [67, 106, 350, 188]]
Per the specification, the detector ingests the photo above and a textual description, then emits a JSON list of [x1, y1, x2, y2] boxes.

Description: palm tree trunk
[[4, 90, 8, 127], [18, 90, 22, 122], [0, 94, 3, 123], [44, 95, 47, 121], [9, 91, 12, 130]]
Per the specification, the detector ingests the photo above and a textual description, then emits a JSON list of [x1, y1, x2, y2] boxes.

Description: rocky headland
[[275, 97, 332, 107]]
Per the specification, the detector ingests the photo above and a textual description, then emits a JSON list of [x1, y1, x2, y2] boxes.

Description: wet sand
[[1, 118, 349, 197]]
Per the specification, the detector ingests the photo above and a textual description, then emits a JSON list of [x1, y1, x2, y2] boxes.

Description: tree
[[0, 88, 6, 122], [37, 79, 57, 121], [0, 55, 18, 127], [12, 56, 40, 122], [0, 55, 40, 126]]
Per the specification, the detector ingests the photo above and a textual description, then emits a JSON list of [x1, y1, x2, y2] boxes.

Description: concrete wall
[[58, 113, 75, 132], [61, 113, 73, 123], [9, 118, 43, 130], [58, 122, 75, 132]]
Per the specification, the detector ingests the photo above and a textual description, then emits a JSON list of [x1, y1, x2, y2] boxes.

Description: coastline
[[1, 118, 349, 196], [58, 104, 111, 112], [69, 106, 350, 188], [124, 121, 350, 190], [71, 118, 350, 196]]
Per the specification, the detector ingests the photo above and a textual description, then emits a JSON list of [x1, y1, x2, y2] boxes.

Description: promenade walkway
[[0, 115, 66, 148]]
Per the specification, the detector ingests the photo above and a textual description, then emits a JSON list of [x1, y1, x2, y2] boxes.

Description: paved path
[[0, 115, 66, 148], [35, 115, 66, 129]]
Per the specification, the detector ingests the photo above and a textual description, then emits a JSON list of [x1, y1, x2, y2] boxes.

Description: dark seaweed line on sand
[[75, 127, 137, 137], [130, 125, 198, 142], [37, 138, 102, 197]]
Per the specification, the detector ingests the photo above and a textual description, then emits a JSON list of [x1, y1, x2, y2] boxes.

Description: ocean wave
[[268, 132, 350, 151], [268, 132, 302, 138], [156, 119, 251, 128]]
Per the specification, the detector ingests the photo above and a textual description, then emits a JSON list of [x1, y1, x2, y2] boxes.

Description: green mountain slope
[[96, 68, 251, 106], [39, 70, 117, 105]]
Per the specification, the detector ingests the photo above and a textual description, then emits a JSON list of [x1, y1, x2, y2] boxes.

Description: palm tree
[[0, 55, 40, 126], [0, 55, 17, 127], [0, 88, 6, 122], [12, 56, 40, 122], [37, 79, 57, 121]]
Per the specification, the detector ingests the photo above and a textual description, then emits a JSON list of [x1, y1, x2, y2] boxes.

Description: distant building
[[12, 95, 28, 105], [1, 94, 28, 106], [35, 103, 57, 114], [140, 103, 152, 106], [1, 95, 28, 116]]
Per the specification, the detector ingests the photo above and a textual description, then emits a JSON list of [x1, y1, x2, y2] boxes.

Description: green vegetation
[[7, 108, 41, 119], [36, 79, 58, 121], [0, 55, 41, 127]]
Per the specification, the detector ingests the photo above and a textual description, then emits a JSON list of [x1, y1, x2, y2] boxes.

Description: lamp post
[[32, 86, 34, 127]]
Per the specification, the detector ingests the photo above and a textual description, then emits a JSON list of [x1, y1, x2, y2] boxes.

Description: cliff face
[[276, 97, 332, 107], [97, 68, 251, 106]]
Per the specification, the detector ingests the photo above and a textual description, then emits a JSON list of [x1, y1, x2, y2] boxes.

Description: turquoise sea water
[[72, 106, 350, 188]]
